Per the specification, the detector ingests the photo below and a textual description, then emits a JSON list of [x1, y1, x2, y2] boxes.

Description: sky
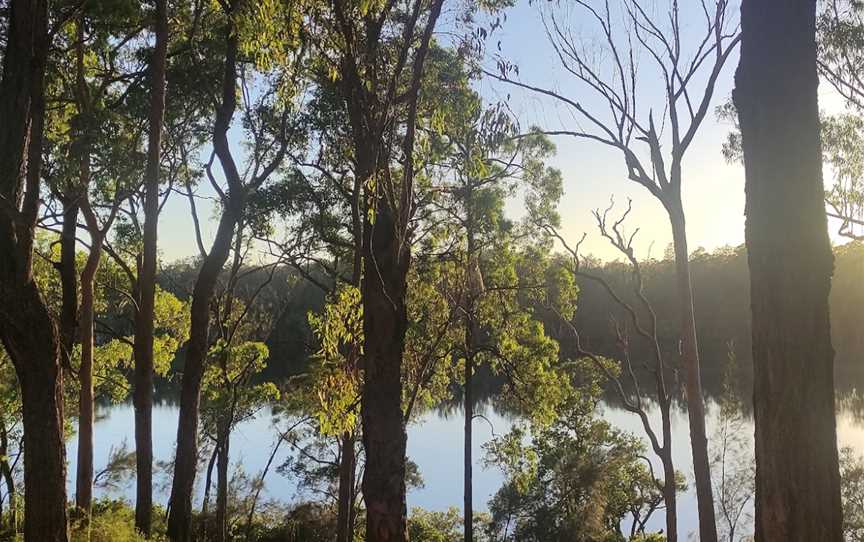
[[154, 0, 850, 264]]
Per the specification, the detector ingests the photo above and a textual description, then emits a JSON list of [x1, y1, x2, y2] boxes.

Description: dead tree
[[488, 2, 741, 538], [543, 199, 679, 542]]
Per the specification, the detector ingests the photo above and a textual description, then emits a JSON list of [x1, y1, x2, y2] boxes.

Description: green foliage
[[484, 385, 665, 542], [304, 285, 362, 436], [202, 339, 278, 433], [89, 285, 189, 404], [408, 507, 492, 542], [70, 500, 166, 542], [841, 447, 864, 541]]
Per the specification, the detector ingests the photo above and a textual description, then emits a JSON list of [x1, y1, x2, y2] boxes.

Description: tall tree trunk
[[76, 250, 99, 516], [215, 425, 230, 542], [135, 0, 168, 535], [166, 207, 240, 542], [336, 431, 356, 542], [660, 417, 677, 542], [348, 3, 443, 539], [668, 206, 717, 542], [58, 197, 79, 365], [337, 173, 362, 542], [0, 0, 68, 539], [361, 202, 410, 542], [199, 445, 218, 541], [17, 346, 67, 542], [167, 5, 260, 536], [463, 349, 473, 542], [734, 1, 843, 540], [73, 18, 97, 515]]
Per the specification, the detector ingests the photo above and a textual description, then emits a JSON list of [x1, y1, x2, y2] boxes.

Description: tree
[[710, 345, 754, 542], [733, 0, 843, 539], [134, 0, 168, 533], [166, 2, 297, 537], [542, 201, 683, 542], [314, 2, 446, 539], [487, 3, 740, 538], [484, 366, 664, 542], [423, 90, 568, 540], [0, 0, 69, 539], [0, 348, 22, 535], [196, 228, 284, 542]]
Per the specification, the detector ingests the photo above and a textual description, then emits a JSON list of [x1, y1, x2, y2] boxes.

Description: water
[[65, 402, 515, 517], [62, 393, 864, 539]]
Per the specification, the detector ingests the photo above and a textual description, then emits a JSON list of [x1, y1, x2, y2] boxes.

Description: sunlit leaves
[[305, 285, 362, 436]]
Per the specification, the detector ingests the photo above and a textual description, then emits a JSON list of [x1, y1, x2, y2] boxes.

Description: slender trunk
[[464, 183, 477, 542], [76, 254, 99, 515], [734, 1, 843, 540], [166, 207, 240, 541], [201, 445, 217, 525], [167, 4, 245, 538], [659, 397, 677, 542], [74, 20, 97, 511], [337, 167, 363, 542], [135, 0, 168, 535], [0, 0, 68, 538], [215, 424, 230, 542], [58, 198, 79, 363], [245, 435, 285, 541], [463, 349, 473, 542], [336, 431, 356, 542], [0, 426, 15, 534], [668, 207, 717, 542], [361, 202, 410, 542]]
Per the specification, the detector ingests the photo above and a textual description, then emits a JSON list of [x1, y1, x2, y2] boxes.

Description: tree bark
[[361, 202, 410, 542], [165, 207, 239, 541], [0, 0, 68, 539], [668, 205, 717, 542], [215, 425, 230, 542], [463, 348, 473, 542], [338, 2, 443, 539], [73, 15, 97, 516], [166, 3, 248, 539], [134, 0, 168, 535], [336, 431, 356, 542], [734, 1, 843, 540], [75, 249, 98, 515], [58, 197, 79, 366]]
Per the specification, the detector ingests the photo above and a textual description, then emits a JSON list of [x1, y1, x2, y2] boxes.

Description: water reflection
[[67, 357, 864, 541]]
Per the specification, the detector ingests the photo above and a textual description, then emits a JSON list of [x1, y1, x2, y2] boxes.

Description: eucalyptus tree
[[487, 2, 740, 538], [420, 88, 571, 540], [41, 2, 147, 518], [134, 0, 168, 532], [0, 0, 69, 538], [734, 0, 843, 539], [196, 224, 286, 542], [484, 369, 665, 542], [164, 1, 305, 538]]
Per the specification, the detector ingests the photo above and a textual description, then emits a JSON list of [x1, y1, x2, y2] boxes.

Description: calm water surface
[[64, 393, 864, 539]]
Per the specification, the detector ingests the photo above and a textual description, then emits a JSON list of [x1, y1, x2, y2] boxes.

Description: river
[[63, 387, 864, 539]]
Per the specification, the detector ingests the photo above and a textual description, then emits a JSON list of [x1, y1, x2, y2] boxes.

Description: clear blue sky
[[155, 0, 848, 263]]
